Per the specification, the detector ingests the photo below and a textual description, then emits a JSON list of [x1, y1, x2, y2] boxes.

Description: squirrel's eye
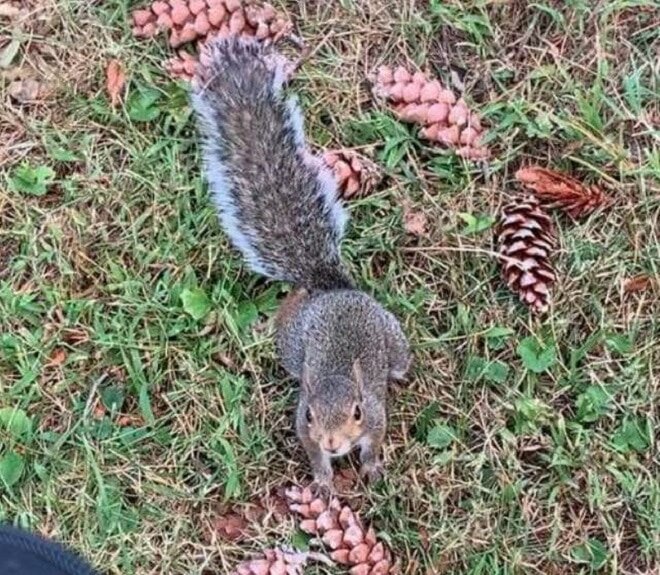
[[305, 407, 313, 423], [353, 404, 362, 422]]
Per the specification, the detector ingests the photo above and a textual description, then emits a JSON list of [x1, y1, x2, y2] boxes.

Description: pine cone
[[165, 51, 198, 80], [233, 547, 331, 575], [323, 150, 381, 200], [515, 166, 611, 218], [497, 195, 556, 314], [285, 486, 394, 575], [132, 0, 292, 48], [373, 65, 489, 161]]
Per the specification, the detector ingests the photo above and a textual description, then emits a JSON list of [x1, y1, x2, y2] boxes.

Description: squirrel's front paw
[[311, 476, 334, 498], [311, 464, 335, 497], [360, 461, 385, 484]]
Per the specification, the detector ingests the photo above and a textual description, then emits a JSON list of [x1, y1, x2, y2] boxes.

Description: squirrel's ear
[[352, 358, 364, 396]]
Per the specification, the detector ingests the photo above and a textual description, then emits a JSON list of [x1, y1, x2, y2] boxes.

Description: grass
[[1, 0, 658, 573]]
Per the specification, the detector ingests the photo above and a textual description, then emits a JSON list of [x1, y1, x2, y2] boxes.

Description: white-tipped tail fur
[[191, 38, 351, 290]]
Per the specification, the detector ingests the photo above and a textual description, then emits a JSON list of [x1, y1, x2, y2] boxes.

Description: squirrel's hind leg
[[383, 311, 411, 381], [275, 288, 310, 378]]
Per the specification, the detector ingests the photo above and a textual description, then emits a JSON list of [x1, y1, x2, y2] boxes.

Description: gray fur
[[191, 38, 351, 290], [277, 290, 410, 386], [191, 39, 411, 488], [278, 289, 410, 486]]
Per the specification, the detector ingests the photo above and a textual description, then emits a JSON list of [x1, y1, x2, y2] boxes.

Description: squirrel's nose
[[324, 437, 339, 453]]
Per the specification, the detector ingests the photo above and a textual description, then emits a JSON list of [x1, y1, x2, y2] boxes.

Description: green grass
[[1, 1, 659, 574]]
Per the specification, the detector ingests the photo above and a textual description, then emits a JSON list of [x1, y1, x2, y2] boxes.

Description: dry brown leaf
[[47, 348, 67, 367], [92, 404, 106, 420], [106, 59, 126, 107], [116, 414, 144, 427], [623, 274, 655, 294], [107, 365, 127, 382], [213, 351, 235, 369], [333, 466, 359, 493], [62, 327, 89, 345], [246, 488, 290, 524], [212, 512, 249, 542], [515, 166, 611, 218], [242, 500, 268, 524], [8, 77, 43, 103], [403, 203, 428, 236]]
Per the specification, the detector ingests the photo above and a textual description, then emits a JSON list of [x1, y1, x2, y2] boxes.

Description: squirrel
[[191, 38, 410, 490]]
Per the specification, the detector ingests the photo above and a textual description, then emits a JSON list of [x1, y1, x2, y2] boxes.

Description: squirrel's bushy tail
[[191, 38, 352, 291]]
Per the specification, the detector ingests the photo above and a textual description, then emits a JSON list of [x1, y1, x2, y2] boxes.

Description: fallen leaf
[[92, 404, 106, 420], [47, 348, 67, 367], [213, 351, 235, 369], [248, 491, 297, 526], [180, 287, 211, 320], [116, 414, 143, 427], [243, 500, 268, 524], [515, 166, 611, 218], [212, 512, 248, 542], [623, 275, 655, 294], [62, 327, 89, 345], [106, 59, 126, 107], [262, 488, 291, 521], [333, 466, 359, 493], [8, 78, 42, 103], [403, 202, 428, 236]]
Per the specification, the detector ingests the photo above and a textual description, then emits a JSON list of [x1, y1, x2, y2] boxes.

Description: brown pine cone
[[286, 486, 394, 575], [323, 149, 381, 200], [497, 195, 556, 314], [232, 547, 332, 575], [373, 65, 489, 161], [164, 51, 198, 80], [132, 0, 293, 48], [515, 166, 612, 218]]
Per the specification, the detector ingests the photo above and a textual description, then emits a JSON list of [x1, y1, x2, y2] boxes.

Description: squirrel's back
[[191, 39, 352, 290]]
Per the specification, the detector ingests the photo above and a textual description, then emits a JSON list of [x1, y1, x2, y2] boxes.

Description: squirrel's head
[[300, 360, 366, 458]]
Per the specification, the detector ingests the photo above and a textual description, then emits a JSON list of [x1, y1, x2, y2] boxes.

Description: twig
[[83, 373, 108, 419], [402, 245, 520, 266]]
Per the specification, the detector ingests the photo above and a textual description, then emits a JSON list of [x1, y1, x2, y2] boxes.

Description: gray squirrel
[[191, 38, 410, 490]]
